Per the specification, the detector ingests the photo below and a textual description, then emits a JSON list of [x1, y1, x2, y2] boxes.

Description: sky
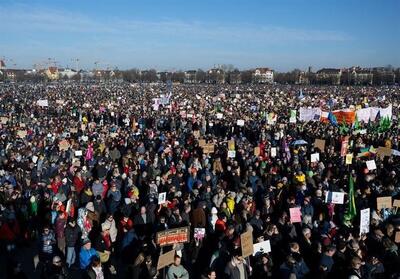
[[0, 0, 399, 71]]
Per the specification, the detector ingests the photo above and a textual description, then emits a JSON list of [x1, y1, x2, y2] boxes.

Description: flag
[[378, 116, 391, 133], [328, 112, 338, 127], [353, 115, 360, 131], [375, 110, 381, 122], [339, 116, 349, 135], [344, 175, 357, 225], [298, 89, 304, 100]]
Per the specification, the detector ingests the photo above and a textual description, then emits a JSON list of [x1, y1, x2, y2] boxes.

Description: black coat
[[65, 224, 80, 247]]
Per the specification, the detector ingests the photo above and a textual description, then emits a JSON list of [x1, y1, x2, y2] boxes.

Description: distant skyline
[[0, 0, 399, 71]]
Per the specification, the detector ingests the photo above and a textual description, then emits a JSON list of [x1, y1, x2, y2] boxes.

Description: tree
[[195, 69, 206, 83], [141, 69, 158, 83], [241, 70, 253, 84], [171, 71, 185, 83]]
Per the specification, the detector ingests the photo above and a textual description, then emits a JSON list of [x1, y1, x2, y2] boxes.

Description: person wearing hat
[[79, 238, 98, 270]]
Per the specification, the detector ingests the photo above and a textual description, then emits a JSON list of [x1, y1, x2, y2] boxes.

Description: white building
[[252, 68, 274, 83]]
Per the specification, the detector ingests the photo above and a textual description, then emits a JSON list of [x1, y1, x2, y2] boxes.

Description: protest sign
[[270, 147, 277, 158], [228, 150, 236, 158], [310, 153, 320, 163], [396, 232, 400, 244], [0, 117, 8, 124], [216, 113, 223, 119], [254, 147, 260, 156], [240, 231, 254, 257], [193, 130, 200, 139], [393, 199, 400, 208], [17, 130, 27, 138], [32, 155, 38, 164], [157, 250, 176, 270], [194, 228, 206, 241], [289, 207, 302, 223], [202, 144, 215, 154], [237, 119, 245, 126], [253, 240, 271, 256], [198, 139, 206, 147], [366, 160, 377, 171], [325, 191, 345, 204], [59, 140, 70, 151], [340, 138, 349, 157], [156, 227, 190, 247], [345, 153, 353, 165], [289, 110, 297, 123], [376, 146, 392, 159], [37, 99, 49, 107], [377, 196, 392, 210], [75, 150, 83, 157], [70, 128, 78, 134], [158, 192, 167, 205], [314, 139, 325, 152], [228, 140, 235, 151], [360, 208, 370, 236]]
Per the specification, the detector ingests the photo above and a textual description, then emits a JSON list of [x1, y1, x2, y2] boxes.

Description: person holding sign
[[167, 255, 189, 279]]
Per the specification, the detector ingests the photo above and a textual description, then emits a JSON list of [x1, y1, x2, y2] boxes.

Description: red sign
[[156, 227, 190, 247], [340, 137, 349, 157]]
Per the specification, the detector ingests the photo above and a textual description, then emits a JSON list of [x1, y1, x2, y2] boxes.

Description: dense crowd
[[0, 81, 400, 279]]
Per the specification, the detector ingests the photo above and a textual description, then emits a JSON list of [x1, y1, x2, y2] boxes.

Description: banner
[[299, 107, 321, 122], [156, 227, 190, 247], [360, 208, 370, 236]]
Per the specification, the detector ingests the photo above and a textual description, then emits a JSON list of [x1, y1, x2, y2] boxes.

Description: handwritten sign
[[325, 191, 345, 204], [240, 231, 254, 257], [157, 249, 176, 270], [253, 240, 271, 256], [366, 160, 377, 171], [393, 200, 400, 208], [158, 192, 167, 205], [75, 150, 83, 157], [359, 208, 370, 236], [314, 139, 325, 152], [156, 227, 190, 247], [202, 144, 215, 154], [228, 150, 236, 158], [289, 207, 302, 223], [270, 147, 277, 158], [377, 196, 392, 210], [237, 119, 245, 126], [310, 153, 320, 163]]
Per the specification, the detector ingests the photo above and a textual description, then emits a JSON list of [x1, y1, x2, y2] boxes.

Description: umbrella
[[291, 140, 308, 145]]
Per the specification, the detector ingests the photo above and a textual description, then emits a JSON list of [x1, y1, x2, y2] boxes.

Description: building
[[206, 68, 225, 84], [296, 71, 310, 85], [252, 68, 274, 83], [184, 70, 197, 83], [350, 67, 373, 85], [59, 68, 78, 79], [316, 68, 342, 85]]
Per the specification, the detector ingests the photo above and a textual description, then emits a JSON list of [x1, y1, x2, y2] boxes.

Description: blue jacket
[[79, 247, 98, 269]]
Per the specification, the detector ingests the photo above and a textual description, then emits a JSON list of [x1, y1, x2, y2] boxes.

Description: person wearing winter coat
[[65, 219, 80, 268], [40, 226, 56, 262], [102, 214, 118, 244], [79, 239, 99, 270]]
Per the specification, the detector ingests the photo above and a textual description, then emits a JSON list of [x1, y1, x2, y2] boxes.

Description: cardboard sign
[[56, 99, 64, 105], [376, 146, 392, 159], [156, 227, 190, 247], [253, 240, 271, 256], [158, 192, 167, 205], [254, 147, 260, 156], [396, 232, 400, 244], [240, 231, 254, 257], [377, 196, 392, 210], [310, 153, 320, 163], [228, 140, 235, 151], [325, 191, 345, 204], [194, 228, 206, 240], [157, 249, 176, 270], [198, 139, 206, 147], [17, 130, 27, 138], [59, 140, 70, 151], [237, 119, 245, 126], [314, 139, 325, 152], [360, 208, 370, 236], [289, 207, 302, 223], [270, 147, 277, 158], [345, 153, 353, 165], [203, 144, 215, 154], [75, 150, 83, 157], [70, 128, 78, 134], [393, 199, 400, 208], [228, 150, 236, 158], [193, 130, 200, 139], [366, 160, 376, 171]]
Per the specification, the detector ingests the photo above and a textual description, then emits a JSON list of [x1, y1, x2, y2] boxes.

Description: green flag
[[344, 175, 357, 225], [339, 116, 349, 135], [378, 116, 391, 133], [353, 115, 360, 131]]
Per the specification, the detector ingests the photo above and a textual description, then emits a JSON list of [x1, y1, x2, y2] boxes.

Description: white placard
[[37, 99, 49, 107], [253, 240, 271, 256], [75, 150, 83, 157], [158, 192, 167, 205], [360, 208, 370, 235], [237, 119, 245, 126], [216, 113, 223, 119], [311, 153, 320, 163], [32, 155, 38, 164], [325, 191, 345, 204], [366, 160, 376, 170], [270, 147, 277, 158], [228, 150, 236, 158]]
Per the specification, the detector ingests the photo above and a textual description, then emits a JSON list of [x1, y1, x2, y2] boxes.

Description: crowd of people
[[0, 81, 400, 279]]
